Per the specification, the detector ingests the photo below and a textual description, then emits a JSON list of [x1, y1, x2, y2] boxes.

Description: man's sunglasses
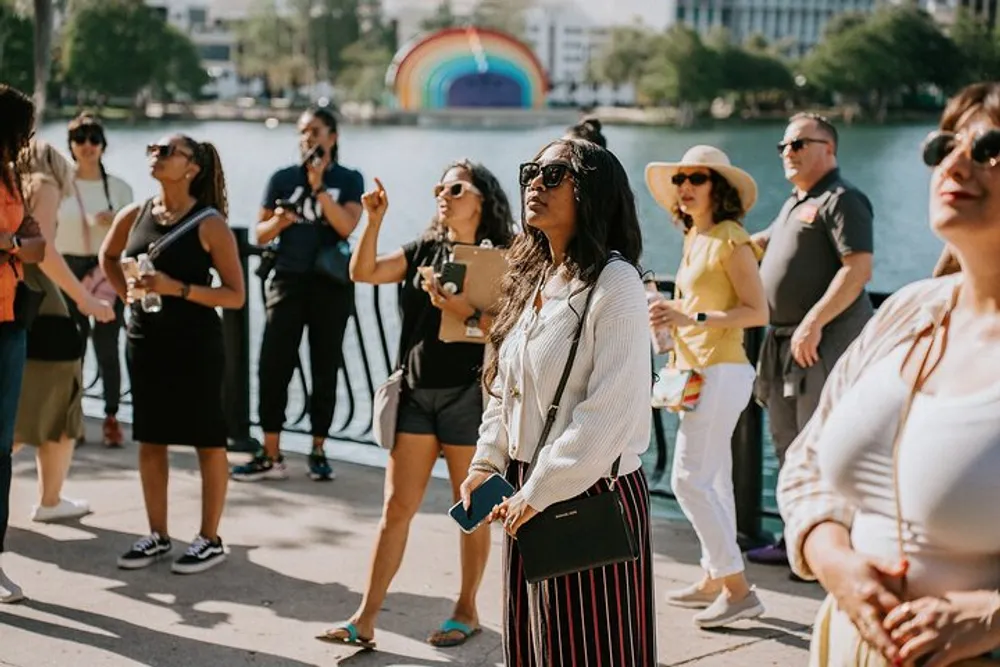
[[671, 172, 710, 186], [434, 180, 482, 199], [776, 138, 828, 155], [146, 143, 193, 160], [70, 128, 104, 146], [922, 129, 1000, 168], [519, 162, 573, 189]]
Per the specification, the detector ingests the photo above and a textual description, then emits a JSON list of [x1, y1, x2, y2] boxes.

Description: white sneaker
[[0, 568, 24, 604], [693, 589, 765, 629], [664, 582, 722, 609], [31, 498, 91, 523]]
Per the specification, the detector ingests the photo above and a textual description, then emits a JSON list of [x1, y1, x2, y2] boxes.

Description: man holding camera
[[232, 107, 364, 482]]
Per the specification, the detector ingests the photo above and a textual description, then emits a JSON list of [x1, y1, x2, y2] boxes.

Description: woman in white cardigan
[[460, 138, 657, 666]]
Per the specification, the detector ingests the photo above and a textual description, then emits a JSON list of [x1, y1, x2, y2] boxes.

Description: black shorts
[[396, 383, 483, 446]]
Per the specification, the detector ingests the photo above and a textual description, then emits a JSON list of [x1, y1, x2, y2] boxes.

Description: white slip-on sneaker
[[664, 582, 722, 609], [693, 589, 765, 629], [0, 568, 24, 604], [31, 498, 91, 523]]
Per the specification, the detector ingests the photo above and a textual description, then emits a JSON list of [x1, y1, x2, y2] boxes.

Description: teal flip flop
[[428, 619, 481, 647], [316, 622, 376, 650]]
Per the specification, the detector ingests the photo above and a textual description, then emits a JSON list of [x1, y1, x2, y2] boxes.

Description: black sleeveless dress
[[124, 201, 227, 448]]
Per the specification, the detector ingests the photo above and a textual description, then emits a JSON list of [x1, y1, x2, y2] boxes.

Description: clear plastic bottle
[[645, 281, 674, 355], [137, 253, 163, 313]]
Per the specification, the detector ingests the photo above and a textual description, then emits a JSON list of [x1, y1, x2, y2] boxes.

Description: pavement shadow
[[67, 420, 460, 523], [333, 638, 504, 667], [7, 520, 494, 649], [0, 599, 316, 666], [703, 621, 813, 652]]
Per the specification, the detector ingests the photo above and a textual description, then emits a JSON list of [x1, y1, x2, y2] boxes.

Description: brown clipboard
[[438, 244, 508, 343]]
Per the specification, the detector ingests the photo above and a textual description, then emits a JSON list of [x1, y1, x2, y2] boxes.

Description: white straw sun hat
[[645, 145, 758, 214]]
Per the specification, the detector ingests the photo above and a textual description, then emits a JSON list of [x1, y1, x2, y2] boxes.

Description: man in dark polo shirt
[[747, 113, 874, 568], [232, 106, 364, 483]]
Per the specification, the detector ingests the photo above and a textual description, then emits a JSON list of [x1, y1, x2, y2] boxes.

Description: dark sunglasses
[[519, 161, 573, 189], [922, 129, 1000, 168], [70, 128, 104, 145], [146, 143, 192, 160], [776, 138, 828, 155], [671, 172, 710, 187], [433, 180, 482, 199]]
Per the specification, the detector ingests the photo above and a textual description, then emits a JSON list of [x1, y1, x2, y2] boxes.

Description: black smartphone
[[448, 473, 515, 534], [438, 261, 467, 295], [274, 198, 298, 212]]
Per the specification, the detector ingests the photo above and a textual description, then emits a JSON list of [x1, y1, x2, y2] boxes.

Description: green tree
[[589, 26, 654, 87], [706, 30, 793, 115], [0, 0, 33, 91], [152, 25, 210, 98], [420, 0, 457, 32], [305, 0, 360, 82], [949, 7, 1000, 85], [470, 0, 531, 36], [62, 0, 208, 105], [235, 0, 310, 95], [639, 26, 721, 108], [33, 0, 53, 124], [337, 38, 392, 103], [802, 6, 960, 119]]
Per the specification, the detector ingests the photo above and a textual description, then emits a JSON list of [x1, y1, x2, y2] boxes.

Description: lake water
[[42, 118, 942, 528]]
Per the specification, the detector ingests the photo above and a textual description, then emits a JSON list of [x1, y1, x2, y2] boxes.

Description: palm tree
[[32, 0, 53, 126]]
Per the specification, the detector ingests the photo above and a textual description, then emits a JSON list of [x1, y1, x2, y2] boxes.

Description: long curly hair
[[671, 170, 746, 230], [483, 138, 643, 394], [0, 84, 35, 197], [425, 159, 516, 248], [179, 135, 228, 217]]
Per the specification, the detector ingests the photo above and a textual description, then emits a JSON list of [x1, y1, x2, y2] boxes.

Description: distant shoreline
[[42, 101, 943, 128]]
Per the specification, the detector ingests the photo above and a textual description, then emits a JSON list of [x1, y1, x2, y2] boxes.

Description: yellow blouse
[[673, 220, 763, 370]]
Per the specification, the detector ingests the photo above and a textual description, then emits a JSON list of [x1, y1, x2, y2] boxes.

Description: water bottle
[[137, 253, 163, 314], [645, 282, 674, 355]]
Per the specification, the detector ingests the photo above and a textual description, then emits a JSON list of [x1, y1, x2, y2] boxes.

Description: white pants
[[671, 362, 756, 579]]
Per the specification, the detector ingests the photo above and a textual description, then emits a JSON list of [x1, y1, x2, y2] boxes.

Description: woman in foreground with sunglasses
[[99, 135, 244, 575], [322, 161, 515, 649], [60, 113, 134, 447], [644, 146, 768, 628], [777, 81, 1000, 666], [460, 139, 656, 666]]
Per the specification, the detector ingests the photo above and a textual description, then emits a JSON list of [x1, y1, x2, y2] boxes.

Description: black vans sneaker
[[118, 533, 173, 570], [171, 535, 226, 575]]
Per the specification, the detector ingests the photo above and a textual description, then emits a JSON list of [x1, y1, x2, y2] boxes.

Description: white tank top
[[817, 345, 1000, 599]]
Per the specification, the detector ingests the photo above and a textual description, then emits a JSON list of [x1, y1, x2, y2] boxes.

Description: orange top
[[0, 184, 25, 323]]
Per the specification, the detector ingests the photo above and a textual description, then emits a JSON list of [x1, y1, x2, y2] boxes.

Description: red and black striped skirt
[[503, 461, 657, 667]]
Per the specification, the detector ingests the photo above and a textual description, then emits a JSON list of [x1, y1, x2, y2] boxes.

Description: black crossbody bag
[[516, 268, 640, 584]]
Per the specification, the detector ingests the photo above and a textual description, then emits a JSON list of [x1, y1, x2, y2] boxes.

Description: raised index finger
[[374, 177, 385, 193]]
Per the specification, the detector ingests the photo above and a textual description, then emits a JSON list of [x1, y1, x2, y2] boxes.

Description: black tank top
[[125, 200, 220, 338]]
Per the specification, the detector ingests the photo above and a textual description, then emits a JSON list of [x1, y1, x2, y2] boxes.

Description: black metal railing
[[83, 229, 891, 544]]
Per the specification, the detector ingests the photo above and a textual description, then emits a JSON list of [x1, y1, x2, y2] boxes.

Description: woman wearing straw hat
[[645, 145, 769, 628]]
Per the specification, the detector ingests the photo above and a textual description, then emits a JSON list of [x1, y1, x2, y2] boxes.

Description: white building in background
[[146, 0, 260, 99], [522, 2, 635, 107], [916, 0, 999, 28], [666, 0, 879, 56]]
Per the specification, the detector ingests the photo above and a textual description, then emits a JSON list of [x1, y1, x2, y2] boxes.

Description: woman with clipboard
[[319, 161, 514, 650]]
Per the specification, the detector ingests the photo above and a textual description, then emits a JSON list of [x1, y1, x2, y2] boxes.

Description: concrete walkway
[[1, 420, 823, 666]]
